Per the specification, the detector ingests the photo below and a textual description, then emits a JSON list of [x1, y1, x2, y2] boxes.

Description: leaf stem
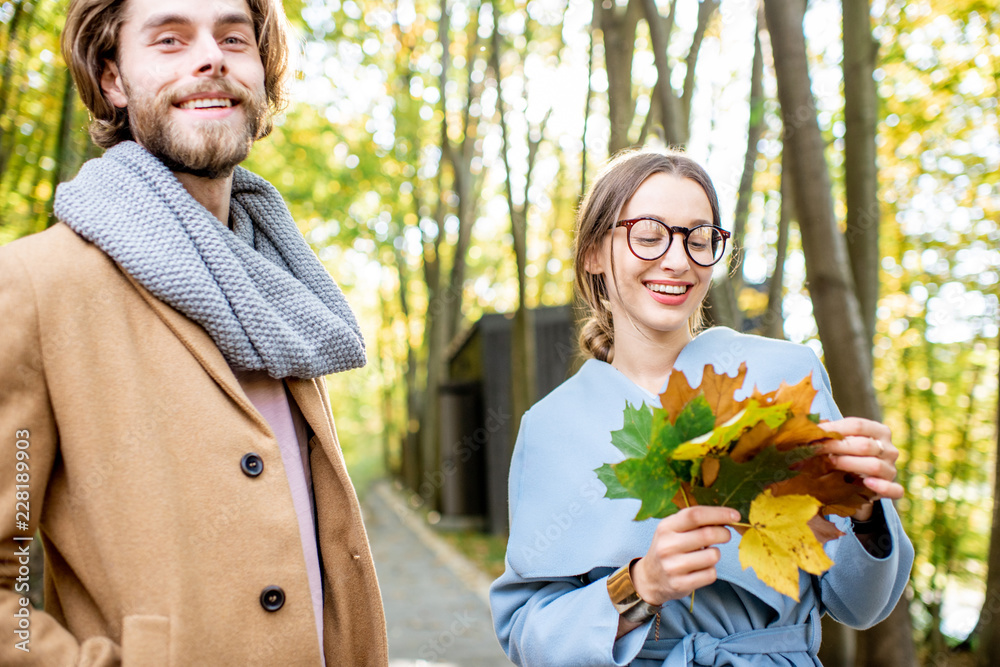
[[679, 486, 696, 611]]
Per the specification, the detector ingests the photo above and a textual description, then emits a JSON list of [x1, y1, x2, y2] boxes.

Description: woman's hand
[[631, 506, 740, 606], [818, 417, 904, 521]]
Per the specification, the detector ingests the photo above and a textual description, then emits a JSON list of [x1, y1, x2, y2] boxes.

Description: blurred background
[[1, 0, 997, 664]]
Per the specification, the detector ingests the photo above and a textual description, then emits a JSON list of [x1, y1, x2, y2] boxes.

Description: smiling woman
[[488, 149, 914, 667]]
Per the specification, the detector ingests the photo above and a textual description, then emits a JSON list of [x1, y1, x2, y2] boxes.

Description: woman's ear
[[583, 241, 606, 276], [101, 61, 129, 109]]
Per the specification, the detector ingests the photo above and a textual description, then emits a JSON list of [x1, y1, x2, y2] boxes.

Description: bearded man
[[0, 0, 388, 663]]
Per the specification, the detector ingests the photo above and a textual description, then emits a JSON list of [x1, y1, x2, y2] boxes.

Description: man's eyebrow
[[140, 12, 254, 32]]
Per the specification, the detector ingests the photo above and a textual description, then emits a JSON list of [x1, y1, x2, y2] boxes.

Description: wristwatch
[[607, 558, 661, 623], [851, 500, 886, 535]]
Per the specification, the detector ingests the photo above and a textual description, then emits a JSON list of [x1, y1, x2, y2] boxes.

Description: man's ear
[[100, 60, 129, 108]]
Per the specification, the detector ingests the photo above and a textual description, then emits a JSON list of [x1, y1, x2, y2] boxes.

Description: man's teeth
[[646, 283, 688, 295], [178, 98, 234, 110]]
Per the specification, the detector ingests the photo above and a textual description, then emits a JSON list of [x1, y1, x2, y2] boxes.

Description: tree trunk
[[490, 1, 545, 429], [46, 69, 77, 226], [598, 0, 641, 154], [763, 1, 917, 664], [0, 0, 35, 183], [975, 336, 1000, 666], [763, 0, 876, 420], [679, 0, 719, 134], [638, 0, 682, 146], [842, 0, 880, 355], [581, 0, 598, 196], [716, 15, 764, 333], [764, 147, 793, 340]]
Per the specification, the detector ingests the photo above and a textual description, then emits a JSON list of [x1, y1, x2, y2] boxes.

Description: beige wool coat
[[0, 223, 388, 666]]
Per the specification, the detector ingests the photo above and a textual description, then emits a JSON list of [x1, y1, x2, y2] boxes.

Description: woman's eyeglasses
[[615, 218, 730, 267]]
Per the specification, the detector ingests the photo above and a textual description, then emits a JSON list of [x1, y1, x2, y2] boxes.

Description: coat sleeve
[[490, 564, 653, 667], [817, 499, 914, 629], [0, 246, 121, 665], [490, 413, 653, 667], [804, 348, 915, 628]]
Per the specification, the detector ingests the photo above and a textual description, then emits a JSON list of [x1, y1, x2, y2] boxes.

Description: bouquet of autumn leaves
[[595, 363, 876, 601]]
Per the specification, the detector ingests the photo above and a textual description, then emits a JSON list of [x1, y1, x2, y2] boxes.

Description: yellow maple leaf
[[738, 490, 834, 601]]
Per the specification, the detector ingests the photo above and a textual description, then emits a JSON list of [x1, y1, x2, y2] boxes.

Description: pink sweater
[[233, 369, 324, 663]]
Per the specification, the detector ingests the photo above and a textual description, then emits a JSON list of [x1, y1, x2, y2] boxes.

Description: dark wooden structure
[[442, 305, 578, 535]]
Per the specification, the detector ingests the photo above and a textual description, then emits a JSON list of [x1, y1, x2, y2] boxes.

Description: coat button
[[241, 453, 263, 477], [260, 586, 285, 612]]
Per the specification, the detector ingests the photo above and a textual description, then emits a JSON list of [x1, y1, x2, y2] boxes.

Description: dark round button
[[241, 453, 263, 477], [260, 586, 285, 612]]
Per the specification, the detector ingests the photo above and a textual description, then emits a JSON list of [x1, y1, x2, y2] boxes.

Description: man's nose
[[192, 33, 227, 76]]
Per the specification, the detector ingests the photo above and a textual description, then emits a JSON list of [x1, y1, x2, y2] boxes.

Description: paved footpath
[[363, 481, 512, 667]]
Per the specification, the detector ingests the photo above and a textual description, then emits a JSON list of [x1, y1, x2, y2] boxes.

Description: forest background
[[1, 0, 998, 663]]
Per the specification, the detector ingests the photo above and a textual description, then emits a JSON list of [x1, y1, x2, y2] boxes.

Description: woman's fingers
[[660, 505, 741, 532], [819, 416, 891, 443], [635, 507, 740, 604], [863, 476, 905, 500]]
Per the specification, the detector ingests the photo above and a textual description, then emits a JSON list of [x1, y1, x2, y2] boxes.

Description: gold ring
[[874, 439, 884, 457]]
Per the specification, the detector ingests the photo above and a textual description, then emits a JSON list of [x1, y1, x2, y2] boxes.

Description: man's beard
[[124, 76, 268, 180]]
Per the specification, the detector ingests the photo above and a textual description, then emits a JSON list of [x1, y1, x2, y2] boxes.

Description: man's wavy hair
[[61, 0, 291, 148]]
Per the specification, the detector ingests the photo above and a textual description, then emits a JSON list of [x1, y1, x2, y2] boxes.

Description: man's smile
[[176, 97, 235, 109]]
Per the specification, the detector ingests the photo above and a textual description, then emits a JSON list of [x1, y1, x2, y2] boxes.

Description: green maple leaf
[[672, 395, 716, 442], [595, 401, 654, 500], [672, 400, 792, 460], [691, 445, 818, 520], [610, 401, 654, 458], [612, 420, 686, 521], [595, 463, 631, 499]]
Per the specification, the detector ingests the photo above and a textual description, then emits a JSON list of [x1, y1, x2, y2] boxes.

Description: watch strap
[[607, 558, 661, 623]]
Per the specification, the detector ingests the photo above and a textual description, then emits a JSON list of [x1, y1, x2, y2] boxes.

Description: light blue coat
[[490, 327, 914, 666]]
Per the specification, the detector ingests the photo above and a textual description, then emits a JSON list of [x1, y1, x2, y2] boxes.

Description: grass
[[437, 528, 509, 580]]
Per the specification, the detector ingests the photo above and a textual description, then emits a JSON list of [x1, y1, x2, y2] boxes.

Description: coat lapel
[[121, 272, 268, 431], [286, 378, 339, 457]]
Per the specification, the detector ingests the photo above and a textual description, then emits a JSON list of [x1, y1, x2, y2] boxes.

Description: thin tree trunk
[[716, 15, 764, 333], [764, 148, 792, 340], [598, 0, 641, 154], [0, 0, 27, 128], [581, 1, 597, 196], [638, 0, 682, 146], [843, 0, 880, 355], [974, 335, 1000, 666], [46, 69, 77, 226], [679, 0, 719, 134], [763, 1, 916, 662], [490, 2, 549, 427], [0, 0, 34, 182], [763, 0, 876, 420], [443, 14, 483, 343]]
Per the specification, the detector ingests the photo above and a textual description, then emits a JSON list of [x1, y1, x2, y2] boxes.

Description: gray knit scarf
[[54, 141, 365, 379]]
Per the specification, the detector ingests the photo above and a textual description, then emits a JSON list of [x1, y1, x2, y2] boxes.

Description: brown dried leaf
[[660, 370, 701, 423], [767, 464, 875, 518], [730, 421, 778, 463], [808, 514, 845, 545], [701, 457, 720, 487], [751, 376, 818, 415], [698, 362, 750, 425], [773, 415, 839, 451]]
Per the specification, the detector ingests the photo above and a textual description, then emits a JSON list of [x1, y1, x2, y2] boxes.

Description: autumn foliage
[[595, 363, 876, 600]]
